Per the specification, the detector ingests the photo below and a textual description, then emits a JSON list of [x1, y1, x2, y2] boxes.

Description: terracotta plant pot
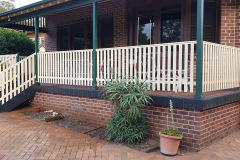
[[33, 106, 40, 113], [159, 133, 183, 156]]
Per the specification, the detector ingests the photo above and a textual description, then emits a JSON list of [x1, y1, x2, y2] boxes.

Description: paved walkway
[[0, 110, 239, 160]]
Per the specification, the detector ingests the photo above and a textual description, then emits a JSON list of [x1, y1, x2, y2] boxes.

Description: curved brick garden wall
[[31, 92, 240, 151]]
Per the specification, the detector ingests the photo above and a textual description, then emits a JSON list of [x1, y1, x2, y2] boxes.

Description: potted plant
[[159, 100, 183, 156], [33, 105, 40, 113]]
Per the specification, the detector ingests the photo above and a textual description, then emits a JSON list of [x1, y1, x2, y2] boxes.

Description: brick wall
[[31, 92, 240, 151], [142, 103, 240, 151], [32, 92, 115, 126], [220, 0, 240, 47], [235, 0, 240, 47], [45, 0, 128, 52]]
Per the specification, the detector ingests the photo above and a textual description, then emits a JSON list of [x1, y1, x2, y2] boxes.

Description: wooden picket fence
[[38, 41, 197, 92], [0, 54, 16, 63], [1, 41, 240, 106], [0, 54, 35, 105], [38, 50, 93, 86], [203, 42, 240, 92]]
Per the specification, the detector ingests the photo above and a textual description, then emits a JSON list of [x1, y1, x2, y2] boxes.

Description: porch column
[[92, 2, 98, 90], [35, 16, 39, 83], [194, 0, 204, 99]]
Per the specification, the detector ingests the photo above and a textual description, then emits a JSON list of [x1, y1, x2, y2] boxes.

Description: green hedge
[[0, 28, 35, 56]]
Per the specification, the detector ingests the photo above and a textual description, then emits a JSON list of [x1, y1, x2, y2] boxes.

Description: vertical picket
[[184, 44, 188, 92], [162, 46, 166, 91], [172, 45, 177, 92], [134, 48, 137, 79], [113, 49, 116, 80], [138, 47, 142, 81], [167, 45, 171, 91], [122, 48, 125, 80], [178, 44, 183, 92], [148, 47, 151, 87], [126, 48, 129, 80], [143, 47, 146, 82], [152, 46, 156, 91], [190, 43, 194, 92], [107, 50, 110, 81], [157, 46, 161, 90]]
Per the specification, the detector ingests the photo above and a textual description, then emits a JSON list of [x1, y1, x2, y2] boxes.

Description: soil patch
[[22, 109, 159, 152], [23, 111, 106, 139]]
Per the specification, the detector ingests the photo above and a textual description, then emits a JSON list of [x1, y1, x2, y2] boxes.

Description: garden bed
[[22, 109, 159, 152], [23, 110, 106, 139]]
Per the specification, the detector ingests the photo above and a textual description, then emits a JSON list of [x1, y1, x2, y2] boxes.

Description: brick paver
[[0, 110, 239, 160]]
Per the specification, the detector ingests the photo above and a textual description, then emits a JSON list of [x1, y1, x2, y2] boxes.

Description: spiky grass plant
[[103, 79, 152, 143]]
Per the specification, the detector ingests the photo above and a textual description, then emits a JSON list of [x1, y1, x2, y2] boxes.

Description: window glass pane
[[138, 10, 155, 45], [73, 25, 85, 50], [101, 20, 114, 48], [73, 32, 85, 50], [87, 24, 93, 49], [59, 27, 70, 51], [161, 12, 181, 43]]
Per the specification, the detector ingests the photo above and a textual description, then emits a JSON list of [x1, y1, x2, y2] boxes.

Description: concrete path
[[0, 110, 239, 160]]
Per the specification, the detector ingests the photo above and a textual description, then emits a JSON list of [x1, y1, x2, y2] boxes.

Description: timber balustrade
[[203, 42, 240, 92], [38, 41, 197, 93], [0, 54, 16, 63], [0, 54, 17, 71], [0, 41, 239, 105], [0, 55, 26, 71], [0, 54, 35, 105]]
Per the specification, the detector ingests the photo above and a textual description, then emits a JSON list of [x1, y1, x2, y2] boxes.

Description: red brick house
[[0, 0, 239, 151]]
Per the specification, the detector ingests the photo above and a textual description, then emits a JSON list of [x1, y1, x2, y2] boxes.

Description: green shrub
[[103, 79, 152, 143], [103, 79, 152, 121], [0, 28, 35, 56], [106, 108, 148, 144]]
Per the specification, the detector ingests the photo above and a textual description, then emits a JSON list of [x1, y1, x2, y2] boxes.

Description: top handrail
[[39, 41, 197, 54]]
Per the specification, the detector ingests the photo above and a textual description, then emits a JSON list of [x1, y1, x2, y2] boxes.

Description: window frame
[[128, 0, 220, 45]]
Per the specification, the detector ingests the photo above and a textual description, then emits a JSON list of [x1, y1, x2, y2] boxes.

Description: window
[[58, 27, 70, 51], [161, 11, 181, 43], [72, 25, 85, 50], [161, 4, 181, 43], [39, 37, 45, 48], [101, 20, 114, 48], [138, 10, 155, 45], [58, 18, 113, 51], [191, 0, 217, 42]]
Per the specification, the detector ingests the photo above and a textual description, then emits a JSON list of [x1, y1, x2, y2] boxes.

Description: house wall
[[220, 0, 240, 47], [31, 92, 240, 151], [45, 0, 128, 52], [45, 0, 240, 51], [235, 0, 240, 47], [27, 32, 46, 39]]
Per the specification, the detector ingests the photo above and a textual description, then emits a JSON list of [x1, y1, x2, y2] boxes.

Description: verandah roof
[[0, 0, 103, 32]]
